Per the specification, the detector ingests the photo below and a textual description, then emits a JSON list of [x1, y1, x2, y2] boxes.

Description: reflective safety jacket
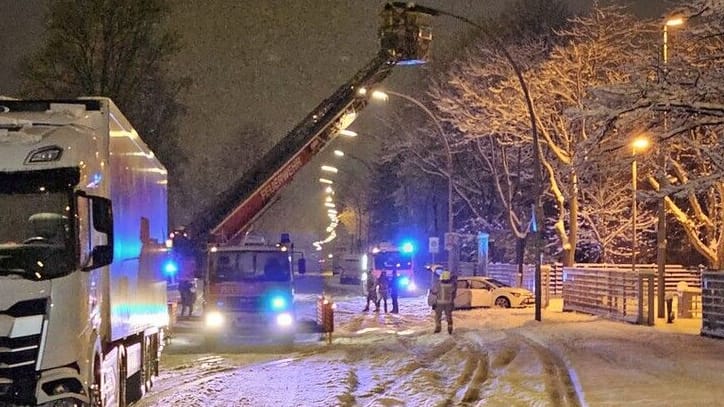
[[435, 280, 455, 305]]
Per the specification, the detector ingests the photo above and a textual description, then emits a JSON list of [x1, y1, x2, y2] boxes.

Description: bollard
[[666, 295, 675, 323], [316, 295, 335, 344]]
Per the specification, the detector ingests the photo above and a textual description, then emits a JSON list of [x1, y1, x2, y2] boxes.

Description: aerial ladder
[[171, 3, 434, 284]]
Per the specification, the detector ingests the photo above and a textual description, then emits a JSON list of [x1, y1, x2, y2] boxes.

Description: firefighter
[[390, 269, 400, 314], [363, 272, 378, 312], [377, 270, 390, 313], [430, 271, 456, 334]]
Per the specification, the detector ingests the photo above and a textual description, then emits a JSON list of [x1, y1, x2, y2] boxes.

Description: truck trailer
[[0, 98, 169, 406]]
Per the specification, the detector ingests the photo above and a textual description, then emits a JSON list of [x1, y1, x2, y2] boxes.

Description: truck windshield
[[374, 252, 412, 270], [210, 251, 291, 283], [0, 169, 77, 280]]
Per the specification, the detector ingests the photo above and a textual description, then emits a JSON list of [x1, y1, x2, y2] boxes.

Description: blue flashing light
[[401, 241, 415, 254], [398, 276, 410, 287], [270, 295, 288, 311], [163, 259, 178, 275]]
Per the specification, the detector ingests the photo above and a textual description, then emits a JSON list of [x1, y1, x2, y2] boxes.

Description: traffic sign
[[428, 237, 440, 254]]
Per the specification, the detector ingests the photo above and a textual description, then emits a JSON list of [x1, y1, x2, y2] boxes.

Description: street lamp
[[369, 88, 457, 275], [394, 2, 545, 320], [657, 15, 685, 318], [338, 129, 358, 137], [631, 136, 651, 275]]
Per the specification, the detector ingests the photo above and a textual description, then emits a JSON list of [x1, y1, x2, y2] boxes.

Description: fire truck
[[174, 4, 434, 343], [365, 241, 419, 297]]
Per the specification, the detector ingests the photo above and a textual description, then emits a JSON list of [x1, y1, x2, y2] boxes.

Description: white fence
[[476, 262, 703, 325]]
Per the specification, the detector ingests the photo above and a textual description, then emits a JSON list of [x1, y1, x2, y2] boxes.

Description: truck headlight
[[407, 281, 417, 291], [276, 312, 293, 327], [205, 311, 225, 328]]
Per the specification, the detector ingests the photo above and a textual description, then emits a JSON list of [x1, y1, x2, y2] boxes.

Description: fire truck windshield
[[373, 252, 412, 270], [210, 250, 291, 283]]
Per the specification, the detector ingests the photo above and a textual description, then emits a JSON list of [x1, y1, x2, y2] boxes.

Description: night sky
[[0, 0, 676, 256]]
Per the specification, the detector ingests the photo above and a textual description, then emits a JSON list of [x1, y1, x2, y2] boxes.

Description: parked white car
[[452, 276, 534, 309]]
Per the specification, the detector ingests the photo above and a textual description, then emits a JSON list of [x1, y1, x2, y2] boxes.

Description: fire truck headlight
[[205, 311, 225, 328], [276, 312, 294, 327]]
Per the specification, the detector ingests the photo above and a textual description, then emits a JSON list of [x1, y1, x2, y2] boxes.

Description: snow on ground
[[137, 280, 724, 407]]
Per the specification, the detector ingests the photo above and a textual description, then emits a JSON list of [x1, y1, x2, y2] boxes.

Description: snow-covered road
[[136, 281, 724, 407]]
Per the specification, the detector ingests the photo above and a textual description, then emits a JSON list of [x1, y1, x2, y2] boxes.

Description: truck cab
[[203, 237, 295, 344], [367, 241, 419, 296]]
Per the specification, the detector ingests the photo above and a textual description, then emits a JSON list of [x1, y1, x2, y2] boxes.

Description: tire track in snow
[[510, 333, 583, 407]]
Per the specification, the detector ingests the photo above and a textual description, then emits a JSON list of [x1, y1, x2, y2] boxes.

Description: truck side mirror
[[78, 192, 114, 271], [298, 258, 306, 275], [89, 245, 113, 268], [91, 196, 113, 235]]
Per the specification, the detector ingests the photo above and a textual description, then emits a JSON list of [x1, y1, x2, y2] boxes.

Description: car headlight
[[205, 311, 225, 328], [276, 312, 294, 327]]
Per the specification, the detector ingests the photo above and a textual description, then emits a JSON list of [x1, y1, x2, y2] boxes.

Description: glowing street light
[[338, 129, 358, 137], [658, 15, 686, 319], [631, 135, 652, 277]]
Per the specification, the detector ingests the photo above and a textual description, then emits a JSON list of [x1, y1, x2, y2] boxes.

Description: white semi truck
[[0, 98, 169, 406]]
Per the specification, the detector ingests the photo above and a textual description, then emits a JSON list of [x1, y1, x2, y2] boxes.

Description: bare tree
[[19, 0, 189, 183], [430, 6, 657, 265], [582, 0, 724, 268]]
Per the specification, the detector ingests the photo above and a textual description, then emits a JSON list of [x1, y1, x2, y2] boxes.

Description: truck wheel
[[90, 354, 103, 407], [117, 349, 127, 407], [126, 370, 144, 403]]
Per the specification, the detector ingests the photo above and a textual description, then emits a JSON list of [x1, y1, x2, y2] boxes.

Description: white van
[[338, 254, 364, 284]]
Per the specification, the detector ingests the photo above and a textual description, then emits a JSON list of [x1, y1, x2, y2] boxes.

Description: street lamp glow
[[319, 178, 334, 184], [321, 165, 338, 173], [632, 137, 651, 154], [371, 90, 389, 102], [333, 150, 344, 157], [338, 129, 358, 137], [666, 17, 685, 27]]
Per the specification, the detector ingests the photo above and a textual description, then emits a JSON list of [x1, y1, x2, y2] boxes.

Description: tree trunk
[[564, 172, 579, 266]]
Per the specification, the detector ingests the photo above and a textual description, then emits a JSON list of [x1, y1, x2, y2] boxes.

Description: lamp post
[[631, 137, 651, 275], [657, 16, 685, 318], [369, 89, 457, 275]]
